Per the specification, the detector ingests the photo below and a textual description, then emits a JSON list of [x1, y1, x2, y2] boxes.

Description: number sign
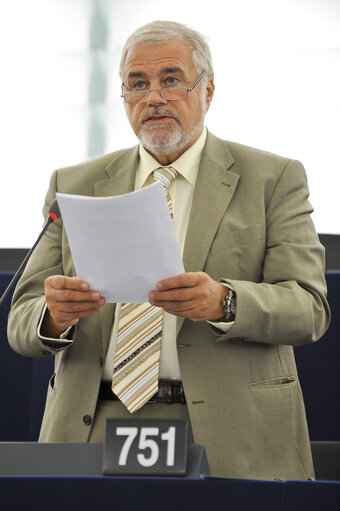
[[102, 418, 189, 476]]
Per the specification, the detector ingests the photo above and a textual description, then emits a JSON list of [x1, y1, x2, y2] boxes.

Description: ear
[[205, 77, 215, 111]]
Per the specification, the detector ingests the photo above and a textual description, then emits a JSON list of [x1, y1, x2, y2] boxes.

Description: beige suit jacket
[[8, 131, 330, 479]]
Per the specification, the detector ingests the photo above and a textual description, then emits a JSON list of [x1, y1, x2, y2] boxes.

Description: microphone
[[0, 199, 61, 307]]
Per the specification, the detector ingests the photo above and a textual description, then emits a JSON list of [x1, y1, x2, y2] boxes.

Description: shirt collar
[[136, 126, 207, 189]]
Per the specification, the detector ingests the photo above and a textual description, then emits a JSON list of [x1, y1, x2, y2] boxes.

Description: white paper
[[56, 182, 184, 302]]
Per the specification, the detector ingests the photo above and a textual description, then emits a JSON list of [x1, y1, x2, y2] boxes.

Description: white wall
[[1, 0, 339, 247]]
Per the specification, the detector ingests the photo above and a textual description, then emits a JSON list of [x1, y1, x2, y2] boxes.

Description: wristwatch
[[221, 288, 237, 321]]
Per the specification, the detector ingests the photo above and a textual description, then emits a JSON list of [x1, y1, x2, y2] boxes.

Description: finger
[[159, 302, 205, 320], [53, 289, 104, 303], [51, 305, 104, 322], [54, 298, 106, 313], [149, 286, 195, 304], [161, 302, 197, 315], [47, 275, 90, 292], [45, 276, 104, 303], [155, 272, 200, 291], [48, 300, 105, 325], [162, 302, 217, 321]]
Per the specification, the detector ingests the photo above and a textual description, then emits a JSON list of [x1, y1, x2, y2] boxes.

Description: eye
[[133, 81, 147, 90], [165, 76, 179, 87]]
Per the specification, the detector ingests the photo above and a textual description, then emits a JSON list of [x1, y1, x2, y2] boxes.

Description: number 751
[[116, 426, 176, 467]]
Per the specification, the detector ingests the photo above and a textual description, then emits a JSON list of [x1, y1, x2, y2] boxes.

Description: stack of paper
[[56, 182, 184, 302]]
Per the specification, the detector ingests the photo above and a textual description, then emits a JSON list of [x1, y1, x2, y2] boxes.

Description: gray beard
[[139, 122, 203, 156], [137, 104, 206, 157]]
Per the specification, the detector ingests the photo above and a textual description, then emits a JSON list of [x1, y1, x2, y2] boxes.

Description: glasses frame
[[121, 70, 207, 104]]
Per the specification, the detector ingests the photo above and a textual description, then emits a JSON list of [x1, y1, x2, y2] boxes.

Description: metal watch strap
[[222, 288, 236, 320]]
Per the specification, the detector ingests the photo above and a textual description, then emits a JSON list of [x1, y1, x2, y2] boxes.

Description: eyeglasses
[[121, 70, 206, 104]]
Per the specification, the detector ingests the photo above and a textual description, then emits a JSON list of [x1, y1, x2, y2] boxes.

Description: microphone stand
[[0, 209, 59, 308]]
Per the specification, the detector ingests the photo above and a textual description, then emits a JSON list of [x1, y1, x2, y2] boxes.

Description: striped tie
[[111, 166, 178, 413]]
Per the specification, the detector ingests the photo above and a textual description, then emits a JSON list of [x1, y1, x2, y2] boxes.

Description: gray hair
[[119, 20, 214, 81]]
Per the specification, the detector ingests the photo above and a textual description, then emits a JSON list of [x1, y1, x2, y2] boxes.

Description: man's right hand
[[41, 275, 106, 338]]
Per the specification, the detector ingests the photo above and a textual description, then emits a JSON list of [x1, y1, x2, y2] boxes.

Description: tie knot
[[153, 166, 178, 191]]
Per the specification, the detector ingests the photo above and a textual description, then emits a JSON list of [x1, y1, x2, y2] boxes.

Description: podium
[[0, 443, 339, 511], [0, 442, 209, 477]]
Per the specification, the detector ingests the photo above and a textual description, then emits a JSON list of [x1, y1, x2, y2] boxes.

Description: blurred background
[[0, 0, 339, 247]]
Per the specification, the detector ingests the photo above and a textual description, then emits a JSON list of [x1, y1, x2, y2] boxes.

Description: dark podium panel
[[0, 442, 339, 511], [311, 442, 340, 482], [1, 478, 338, 511], [0, 475, 286, 511], [0, 442, 209, 478]]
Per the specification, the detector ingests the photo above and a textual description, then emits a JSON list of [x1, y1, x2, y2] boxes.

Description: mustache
[[139, 107, 180, 125]]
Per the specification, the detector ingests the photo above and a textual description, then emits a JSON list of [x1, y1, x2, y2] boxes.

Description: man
[[8, 20, 330, 479]]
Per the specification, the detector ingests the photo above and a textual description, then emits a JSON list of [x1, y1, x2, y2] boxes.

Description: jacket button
[[83, 415, 92, 426], [99, 357, 103, 367]]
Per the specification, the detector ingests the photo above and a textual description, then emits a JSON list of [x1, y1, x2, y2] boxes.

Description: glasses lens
[[162, 87, 187, 101], [125, 91, 148, 103]]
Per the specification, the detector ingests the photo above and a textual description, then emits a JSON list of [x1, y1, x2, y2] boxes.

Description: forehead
[[123, 38, 196, 80]]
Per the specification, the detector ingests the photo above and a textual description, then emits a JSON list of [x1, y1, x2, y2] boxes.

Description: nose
[[146, 89, 168, 106]]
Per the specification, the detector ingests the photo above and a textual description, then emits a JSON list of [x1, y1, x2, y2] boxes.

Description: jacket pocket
[[249, 376, 297, 389], [48, 373, 57, 393]]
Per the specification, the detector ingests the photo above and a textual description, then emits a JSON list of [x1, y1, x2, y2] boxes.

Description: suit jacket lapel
[[183, 132, 239, 272], [94, 145, 139, 198]]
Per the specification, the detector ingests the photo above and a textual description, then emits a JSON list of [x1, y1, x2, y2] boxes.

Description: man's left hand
[[149, 272, 228, 321]]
